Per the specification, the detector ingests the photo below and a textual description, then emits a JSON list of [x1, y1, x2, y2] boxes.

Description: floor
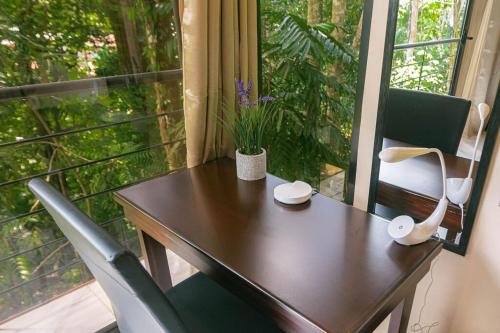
[[319, 167, 345, 201], [0, 250, 195, 333]]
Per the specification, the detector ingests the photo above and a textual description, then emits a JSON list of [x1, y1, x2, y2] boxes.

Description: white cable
[[411, 258, 440, 333], [468, 107, 486, 178], [459, 203, 464, 231]]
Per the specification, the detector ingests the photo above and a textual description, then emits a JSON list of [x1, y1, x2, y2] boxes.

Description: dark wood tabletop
[[377, 138, 474, 239], [115, 158, 441, 333]]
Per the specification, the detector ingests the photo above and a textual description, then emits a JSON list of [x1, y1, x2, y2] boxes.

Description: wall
[[407, 132, 500, 333]]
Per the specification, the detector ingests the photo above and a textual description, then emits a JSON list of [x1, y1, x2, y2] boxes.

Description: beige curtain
[[180, 0, 259, 168], [460, 0, 500, 137]]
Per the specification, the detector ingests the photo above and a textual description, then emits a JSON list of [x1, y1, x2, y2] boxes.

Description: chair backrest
[[384, 88, 471, 154], [28, 179, 186, 333]]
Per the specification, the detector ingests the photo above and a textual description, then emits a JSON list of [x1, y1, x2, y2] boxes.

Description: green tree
[[0, 0, 183, 319], [391, 0, 468, 94], [261, 0, 363, 190]]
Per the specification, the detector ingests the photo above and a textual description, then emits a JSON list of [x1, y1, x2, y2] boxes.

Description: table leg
[[136, 228, 172, 291], [388, 289, 416, 333], [446, 230, 458, 242]]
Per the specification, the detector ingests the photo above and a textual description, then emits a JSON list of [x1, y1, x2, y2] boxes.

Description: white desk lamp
[[379, 147, 448, 245], [446, 103, 490, 207]]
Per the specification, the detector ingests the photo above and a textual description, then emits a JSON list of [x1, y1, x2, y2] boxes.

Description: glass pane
[[0, 0, 183, 321], [391, 0, 469, 93], [0, 0, 181, 87], [260, 0, 365, 202]]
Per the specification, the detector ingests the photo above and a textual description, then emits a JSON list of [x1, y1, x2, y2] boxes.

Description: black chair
[[28, 179, 282, 333], [384, 88, 471, 154]]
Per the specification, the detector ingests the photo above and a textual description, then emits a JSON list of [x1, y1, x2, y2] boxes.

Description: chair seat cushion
[[165, 273, 283, 333]]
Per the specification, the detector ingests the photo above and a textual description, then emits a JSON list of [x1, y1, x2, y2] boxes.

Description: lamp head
[[378, 147, 432, 163], [478, 103, 490, 121]]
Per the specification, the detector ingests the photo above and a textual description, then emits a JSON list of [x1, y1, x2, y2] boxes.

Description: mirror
[[370, 0, 499, 255]]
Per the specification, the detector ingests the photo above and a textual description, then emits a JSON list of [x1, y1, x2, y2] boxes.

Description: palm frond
[[274, 15, 356, 65]]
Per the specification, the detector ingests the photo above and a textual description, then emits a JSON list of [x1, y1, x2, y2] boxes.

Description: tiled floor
[[0, 250, 195, 333], [320, 170, 345, 201]]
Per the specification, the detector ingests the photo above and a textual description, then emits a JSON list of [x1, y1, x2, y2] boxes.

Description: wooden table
[[115, 158, 441, 333], [377, 138, 473, 241]]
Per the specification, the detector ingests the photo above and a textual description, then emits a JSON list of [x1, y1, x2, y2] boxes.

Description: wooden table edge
[[377, 179, 466, 212], [376, 180, 464, 233], [354, 242, 442, 332]]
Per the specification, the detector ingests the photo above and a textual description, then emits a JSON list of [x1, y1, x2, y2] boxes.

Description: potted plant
[[225, 80, 274, 181]]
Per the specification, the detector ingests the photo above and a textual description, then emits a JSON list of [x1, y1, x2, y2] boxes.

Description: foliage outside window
[[0, 0, 184, 321], [261, 0, 364, 199], [391, 0, 469, 94]]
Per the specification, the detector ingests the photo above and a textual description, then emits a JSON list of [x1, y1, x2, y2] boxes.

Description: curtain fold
[[460, 0, 500, 137], [181, 0, 258, 168]]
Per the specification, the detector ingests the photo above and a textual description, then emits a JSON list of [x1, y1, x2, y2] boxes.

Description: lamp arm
[[467, 116, 485, 179], [382, 146, 449, 245], [430, 148, 447, 199]]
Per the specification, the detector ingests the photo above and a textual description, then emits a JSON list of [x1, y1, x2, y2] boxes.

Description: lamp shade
[[378, 147, 432, 163], [379, 146, 447, 198], [478, 103, 490, 121]]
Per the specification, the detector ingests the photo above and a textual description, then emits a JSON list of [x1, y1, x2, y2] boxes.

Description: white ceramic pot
[[235, 149, 266, 181]]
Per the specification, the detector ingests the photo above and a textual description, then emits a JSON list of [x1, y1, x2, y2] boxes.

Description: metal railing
[[390, 39, 460, 94], [0, 167, 183, 297], [393, 38, 460, 50], [0, 69, 186, 322], [0, 69, 182, 102]]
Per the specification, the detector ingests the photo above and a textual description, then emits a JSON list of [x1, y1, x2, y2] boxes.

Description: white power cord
[[410, 258, 440, 333], [459, 203, 464, 231]]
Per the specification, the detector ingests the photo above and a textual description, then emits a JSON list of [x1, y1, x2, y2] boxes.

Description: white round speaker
[[274, 181, 312, 205]]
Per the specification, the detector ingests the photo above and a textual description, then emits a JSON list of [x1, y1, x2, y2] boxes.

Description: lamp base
[[388, 215, 415, 245], [446, 177, 472, 205]]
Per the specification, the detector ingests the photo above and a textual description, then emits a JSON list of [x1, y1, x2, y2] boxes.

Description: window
[[0, 0, 183, 320], [260, 0, 366, 202], [390, 0, 471, 94]]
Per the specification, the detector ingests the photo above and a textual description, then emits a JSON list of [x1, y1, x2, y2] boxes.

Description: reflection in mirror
[[372, 0, 499, 254]]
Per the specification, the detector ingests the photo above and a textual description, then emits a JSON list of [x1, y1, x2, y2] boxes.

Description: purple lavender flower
[[235, 79, 275, 108], [236, 79, 251, 107], [236, 79, 245, 96], [259, 96, 274, 102]]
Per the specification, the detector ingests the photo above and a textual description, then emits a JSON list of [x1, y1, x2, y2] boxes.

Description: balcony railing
[[0, 69, 185, 322], [390, 39, 461, 94]]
